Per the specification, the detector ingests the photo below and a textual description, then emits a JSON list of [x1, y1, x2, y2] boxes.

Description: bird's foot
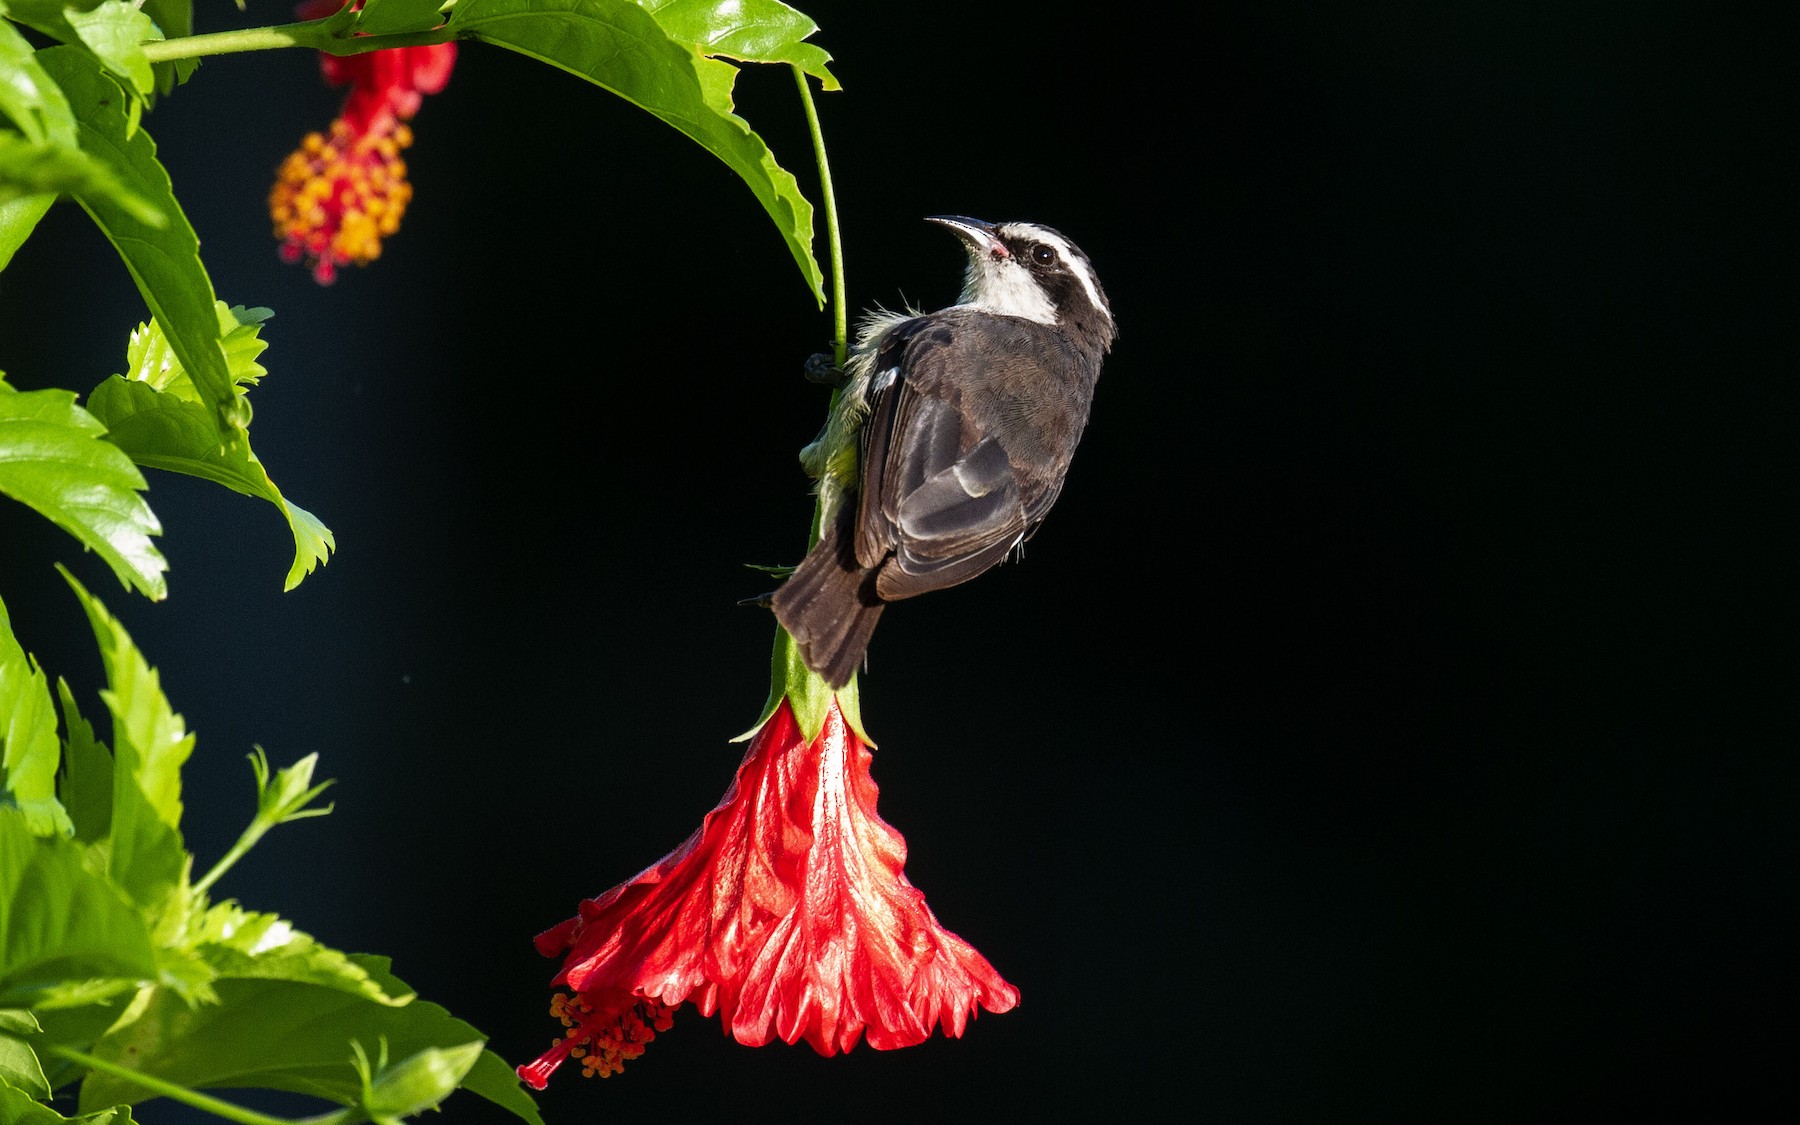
[[803, 352, 847, 388]]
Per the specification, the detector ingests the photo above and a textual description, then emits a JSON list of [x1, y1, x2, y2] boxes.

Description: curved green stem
[[37, 1042, 357, 1125], [791, 66, 847, 366], [790, 63, 848, 554], [191, 818, 268, 896], [139, 22, 454, 64]]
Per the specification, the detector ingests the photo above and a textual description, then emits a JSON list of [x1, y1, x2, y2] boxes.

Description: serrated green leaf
[[0, 595, 73, 838], [31, 47, 246, 444], [93, 770, 182, 918], [0, 0, 153, 53], [213, 305, 271, 387], [81, 958, 541, 1123], [0, 134, 162, 226], [59, 575, 186, 833], [88, 305, 336, 591], [182, 902, 404, 1005], [357, 0, 447, 35], [66, 3, 159, 100], [0, 809, 157, 1009], [53, 682, 111, 844], [59, 572, 188, 911], [638, 0, 836, 87], [449, 0, 823, 305], [0, 376, 166, 601], [0, 1082, 134, 1124], [23, 979, 135, 1018]]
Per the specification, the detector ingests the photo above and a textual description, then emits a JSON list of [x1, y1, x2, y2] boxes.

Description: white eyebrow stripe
[[999, 222, 1112, 326]]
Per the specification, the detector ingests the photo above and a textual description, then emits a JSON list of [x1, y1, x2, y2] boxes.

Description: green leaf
[[357, 0, 448, 35], [0, 1011, 52, 1099], [137, 0, 191, 41], [0, 808, 157, 1009], [180, 902, 404, 1005], [60, 571, 188, 911], [0, 133, 163, 227], [60, 575, 187, 834], [0, 1026, 52, 1099], [81, 958, 543, 1124], [0, 595, 73, 838], [449, 0, 824, 306], [0, 376, 166, 601], [458, 1048, 546, 1125], [53, 681, 111, 844], [638, 0, 837, 87], [0, 16, 74, 267], [86, 305, 336, 591], [0, 20, 77, 146], [0, 194, 54, 272], [136, 0, 198, 99], [0, 0, 81, 45], [0, 0, 180, 117], [247, 749, 333, 828], [32, 47, 247, 444], [0, 1011, 67, 1099], [0, 1083, 134, 1124], [357, 1040, 484, 1124], [65, 3, 159, 100], [23, 1002, 124, 1091]]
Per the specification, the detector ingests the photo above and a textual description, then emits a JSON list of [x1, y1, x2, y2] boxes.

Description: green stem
[[139, 22, 454, 64], [37, 1043, 356, 1125], [191, 818, 270, 897], [748, 67, 862, 725], [791, 65, 847, 367], [790, 64, 848, 560]]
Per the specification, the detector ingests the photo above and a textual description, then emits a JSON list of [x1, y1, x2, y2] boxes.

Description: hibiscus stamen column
[[267, 0, 455, 284]]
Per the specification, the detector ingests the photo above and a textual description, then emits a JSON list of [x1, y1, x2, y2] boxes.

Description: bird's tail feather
[[771, 514, 884, 689]]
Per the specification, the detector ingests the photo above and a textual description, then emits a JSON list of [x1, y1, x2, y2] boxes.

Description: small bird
[[770, 216, 1115, 688]]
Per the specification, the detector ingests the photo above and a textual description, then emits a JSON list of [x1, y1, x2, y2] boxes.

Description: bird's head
[[927, 215, 1115, 352]]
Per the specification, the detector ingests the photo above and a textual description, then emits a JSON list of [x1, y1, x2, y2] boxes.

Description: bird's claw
[[803, 352, 847, 388]]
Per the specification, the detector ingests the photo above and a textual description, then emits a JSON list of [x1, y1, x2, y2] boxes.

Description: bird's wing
[[854, 317, 1029, 601]]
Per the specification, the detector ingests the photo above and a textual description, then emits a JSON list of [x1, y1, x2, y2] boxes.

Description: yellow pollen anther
[[268, 111, 420, 284], [541, 992, 678, 1081]]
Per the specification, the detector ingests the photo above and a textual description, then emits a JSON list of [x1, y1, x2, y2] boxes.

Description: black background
[[0, 1, 1790, 1120]]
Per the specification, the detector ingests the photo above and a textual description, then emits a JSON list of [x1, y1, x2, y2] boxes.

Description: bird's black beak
[[926, 215, 1008, 259]]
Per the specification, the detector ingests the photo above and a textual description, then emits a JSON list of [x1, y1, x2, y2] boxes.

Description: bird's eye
[[1031, 245, 1056, 265]]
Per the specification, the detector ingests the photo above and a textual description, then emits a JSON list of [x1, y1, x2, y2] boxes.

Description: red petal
[[534, 697, 1017, 1067]]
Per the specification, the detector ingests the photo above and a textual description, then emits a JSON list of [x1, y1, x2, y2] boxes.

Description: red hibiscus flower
[[518, 694, 1018, 1087], [268, 1, 456, 284]]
